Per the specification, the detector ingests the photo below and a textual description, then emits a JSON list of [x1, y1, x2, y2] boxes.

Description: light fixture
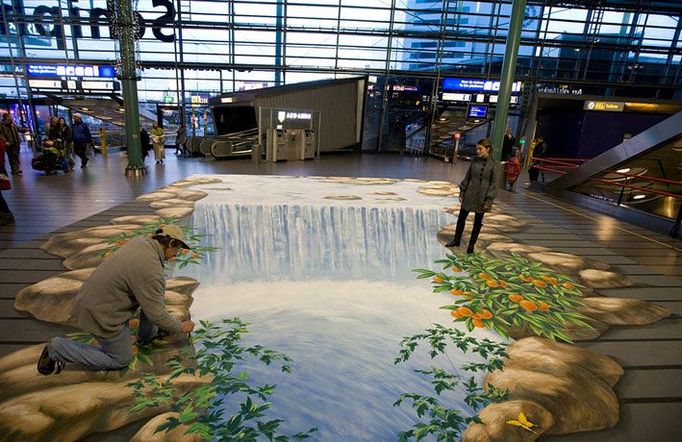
[[439, 117, 446, 121], [633, 194, 647, 200], [616, 168, 630, 174], [81, 107, 89, 111]]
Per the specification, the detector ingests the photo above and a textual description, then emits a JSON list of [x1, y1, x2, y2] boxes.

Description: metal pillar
[[117, 0, 145, 176], [425, 0, 450, 157], [275, 0, 284, 85], [176, 0, 186, 124], [376, 0, 397, 152], [490, 0, 526, 161]]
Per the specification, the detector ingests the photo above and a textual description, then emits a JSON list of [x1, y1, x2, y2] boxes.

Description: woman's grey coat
[[459, 156, 501, 212]]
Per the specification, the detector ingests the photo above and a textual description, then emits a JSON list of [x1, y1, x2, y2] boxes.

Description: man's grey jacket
[[73, 236, 184, 339]]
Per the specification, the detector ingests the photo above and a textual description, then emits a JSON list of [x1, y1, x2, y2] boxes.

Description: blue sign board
[[443, 77, 522, 94], [27, 64, 115, 79], [467, 104, 489, 118]]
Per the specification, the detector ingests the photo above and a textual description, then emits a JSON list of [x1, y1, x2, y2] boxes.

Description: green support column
[[118, 0, 145, 176], [491, 0, 527, 160]]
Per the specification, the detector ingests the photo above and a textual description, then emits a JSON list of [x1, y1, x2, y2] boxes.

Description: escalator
[[543, 112, 682, 236]]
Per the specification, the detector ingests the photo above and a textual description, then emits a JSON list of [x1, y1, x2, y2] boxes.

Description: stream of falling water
[[177, 177, 498, 440]]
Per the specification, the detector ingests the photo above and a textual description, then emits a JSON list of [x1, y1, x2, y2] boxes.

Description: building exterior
[[0, 0, 680, 149]]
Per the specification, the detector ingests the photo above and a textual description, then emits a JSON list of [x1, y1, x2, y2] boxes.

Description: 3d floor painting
[[0, 174, 671, 441]]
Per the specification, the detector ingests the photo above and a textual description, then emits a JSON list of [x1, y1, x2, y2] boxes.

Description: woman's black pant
[[0, 191, 11, 214], [453, 208, 485, 249]]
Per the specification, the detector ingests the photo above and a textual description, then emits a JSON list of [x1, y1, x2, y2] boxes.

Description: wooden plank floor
[[1, 147, 680, 441]]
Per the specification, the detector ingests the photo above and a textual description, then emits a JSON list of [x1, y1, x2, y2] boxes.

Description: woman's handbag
[[0, 173, 11, 190]]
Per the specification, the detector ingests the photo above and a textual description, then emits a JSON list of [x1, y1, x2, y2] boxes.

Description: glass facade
[[0, 0, 681, 147]]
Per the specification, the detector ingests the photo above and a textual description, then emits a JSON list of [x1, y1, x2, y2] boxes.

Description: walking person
[[504, 148, 522, 191], [140, 126, 151, 162], [0, 134, 15, 226], [528, 135, 547, 183], [37, 225, 196, 374], [1, 113, 23, 175], [175, 123, 187, 155], [72, 114, 92, 169], [57, 117, 74, 170], [151, 123, 166, 164], [446, 138, 501, 254], [501, 127, 516, 161]]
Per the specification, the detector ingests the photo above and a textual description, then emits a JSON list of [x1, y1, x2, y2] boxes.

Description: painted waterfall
[[178, 175, 503, 441]]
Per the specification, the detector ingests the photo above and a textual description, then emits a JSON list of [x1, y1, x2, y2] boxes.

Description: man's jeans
[[48, 311, 158, 371]]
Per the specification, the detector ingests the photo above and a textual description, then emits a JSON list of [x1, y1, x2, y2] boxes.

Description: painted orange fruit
[[499, 280, 508, 288], [457, 306, 473, 317], [538, 301, 550, 312], [518, 274, 531, 282], [542, 275, 559, 285], [191, 252, 200, 258], [508, 294, 524, 303], [451, 310, 463, 318], [129, 319, 140, 328], [519, 300, 538, 311], [472, 318, 486, 328], [563, 282, 575, 290], [486, 280, 499, 288], [480, 310, 493, 319], [532, 280, 547, 288], [433, 276, 445, 283], [479, 273, 492, 280], [132, 346, 139, 355], [451, 266, 462, 272], [450, 289, 464, 296], [471, 313, 481, 320], [462, 291, 474, 298]]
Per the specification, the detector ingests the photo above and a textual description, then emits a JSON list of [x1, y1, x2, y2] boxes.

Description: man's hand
[[181, 320, 195, 333]]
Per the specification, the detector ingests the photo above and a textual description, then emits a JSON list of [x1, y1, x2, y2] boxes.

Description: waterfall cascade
[[190, 201, 450, 283]]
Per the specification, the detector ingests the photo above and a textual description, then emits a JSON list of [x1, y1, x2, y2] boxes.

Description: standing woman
[[175, 123, 187, 155], [57, 117, 74, 169], [151, 123, 166, 164], [0, 134, 14, 225], [446, 138, 500, 254], [47, 116, 60, 141]]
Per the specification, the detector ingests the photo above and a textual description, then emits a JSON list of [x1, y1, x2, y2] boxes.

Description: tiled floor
[[1, 147, 681, 441]]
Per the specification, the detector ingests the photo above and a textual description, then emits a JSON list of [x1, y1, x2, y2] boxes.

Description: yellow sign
[[583, 101, 624, 112]]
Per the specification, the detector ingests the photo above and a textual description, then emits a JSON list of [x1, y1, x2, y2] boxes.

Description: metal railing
[[532, 157, 682, 238]]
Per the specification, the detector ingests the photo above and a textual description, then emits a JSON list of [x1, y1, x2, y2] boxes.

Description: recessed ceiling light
[[81, 107, 89, 111], [616, 168, 630, 174], [633, 194, 647, 200]]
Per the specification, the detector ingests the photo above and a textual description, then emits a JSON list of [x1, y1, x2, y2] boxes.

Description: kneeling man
[[37, 225, 196, 374]]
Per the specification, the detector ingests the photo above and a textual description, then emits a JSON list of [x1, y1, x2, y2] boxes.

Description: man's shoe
[[466, 247, 475, 254], [445, 239, 461, 248], [37, 345, 63, 375], [138, 329, 172, 347]]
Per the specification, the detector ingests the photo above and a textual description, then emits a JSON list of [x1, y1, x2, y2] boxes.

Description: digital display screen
[[27, 64, 115, 79], [442, 77, 522, 94], [467, 104, 488, 118]]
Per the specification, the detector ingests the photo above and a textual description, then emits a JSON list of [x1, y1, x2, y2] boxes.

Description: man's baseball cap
[[156, 224, 191, 249]]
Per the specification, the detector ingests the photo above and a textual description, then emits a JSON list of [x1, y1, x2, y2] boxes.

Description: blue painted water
[[180, 190, 499, 440]]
